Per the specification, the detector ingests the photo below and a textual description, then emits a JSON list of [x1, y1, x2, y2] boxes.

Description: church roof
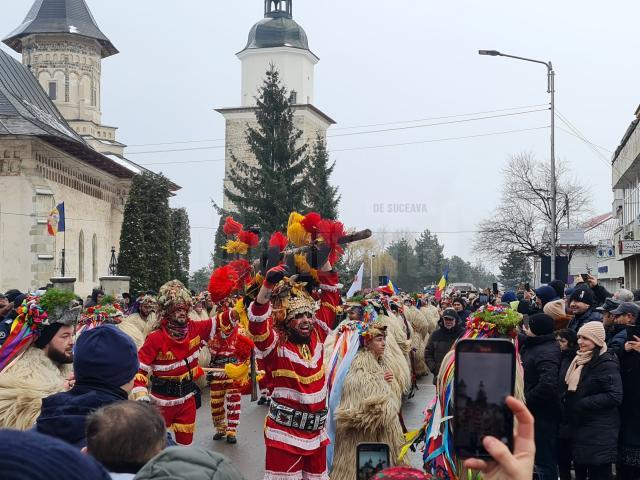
[[241, 11, 314, 56], [0, 49, 133, 178], [3, 0, 118, 58]]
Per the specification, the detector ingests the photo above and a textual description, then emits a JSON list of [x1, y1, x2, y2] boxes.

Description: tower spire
[[264, 0, 292, 18]]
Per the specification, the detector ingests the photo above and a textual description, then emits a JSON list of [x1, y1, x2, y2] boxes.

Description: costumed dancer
[[117, 295, 157, 349], [0, 290, 81, 429], [401, 305, 525, 479], [249, 260, 339, 480], [132, 280, 214, 445], [190, 293, 211, 322], [326, 306, 406, 480]]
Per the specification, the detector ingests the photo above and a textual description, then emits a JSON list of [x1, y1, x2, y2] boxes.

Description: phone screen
[[626, 325, 640, 342], [356, 443, 390, 480], [454, 339, 515, 458]]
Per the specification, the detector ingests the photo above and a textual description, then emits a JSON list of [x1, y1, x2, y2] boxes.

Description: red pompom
[[317, 219, 346, 264], [238, 230, 259, 248], [234, 334, 255, 362], [223, 216, 243, 236], [301, 212, 322, 233], [268, 231, 288, 252], [228, 259, 253, 285], [208, 265, 239, 303]]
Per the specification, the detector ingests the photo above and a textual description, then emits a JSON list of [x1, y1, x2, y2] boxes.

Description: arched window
[[92, 234, 98, 282], [78, 230, 85, 282]]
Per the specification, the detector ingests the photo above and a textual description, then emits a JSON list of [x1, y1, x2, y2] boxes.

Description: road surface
[[193, 375, 435, 479]]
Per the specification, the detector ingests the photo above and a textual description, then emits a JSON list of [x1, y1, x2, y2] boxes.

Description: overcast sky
[[2, 0, 637, 274]]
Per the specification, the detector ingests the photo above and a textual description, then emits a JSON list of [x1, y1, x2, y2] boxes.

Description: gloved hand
[[265, 265, 289, 287]]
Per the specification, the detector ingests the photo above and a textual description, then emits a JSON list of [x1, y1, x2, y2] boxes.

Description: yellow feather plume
[[287, 211, 305, 228], [287, 222, 309, 247], [224, 361, 250, 381], [294, 254, 311, 273], [234, 298, 249, 331], [224, 239, 249, 255]]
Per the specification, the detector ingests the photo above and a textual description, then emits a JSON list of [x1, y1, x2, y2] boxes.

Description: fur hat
[[578, 321, 606, 348], [157, 280, 192, 312]]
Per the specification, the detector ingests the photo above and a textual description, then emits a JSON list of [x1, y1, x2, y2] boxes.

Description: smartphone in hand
[[356, 443, 390, 480], [454, 339, 515, 458]]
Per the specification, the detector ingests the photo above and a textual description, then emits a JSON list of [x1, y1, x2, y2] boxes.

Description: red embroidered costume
[[249, 270, 339, 480]]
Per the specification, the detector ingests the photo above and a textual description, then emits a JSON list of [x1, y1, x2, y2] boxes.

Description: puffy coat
[[619, 349, 640, 451], [567, 307, 602, 332], [557, 348, 577, 440], [36, 382, 128, 448], [606, 325, 628, 358], [424, 322, 463, 384], [520, 334, 562, 421], [563, 351, 622, 465]]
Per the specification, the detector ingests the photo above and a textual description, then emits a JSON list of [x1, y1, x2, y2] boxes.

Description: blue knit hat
[[501, 291, 517, 303], [535, 285, 559, 306], [74, 325, 139, 388], [0, 429, 110, 479]]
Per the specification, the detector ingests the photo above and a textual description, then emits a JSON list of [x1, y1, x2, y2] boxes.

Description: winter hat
[[0, 429, 110, 480], [501, 291, 517, 303], [543, 299, 567, 319], [577, 321, 606, 348], [74, 325, 139, 388], [4, 289, 23, 304], [610, 302, 640, 319], [442, 308, 460, 323], [528, 313, 555, 336], [535, 285, 559, 306], [548, 280, 566, 299], [569, 288, 595, 306], [134, 447, 245, 480], [615, 289, 634, 303], [595, 298, 621, 313]]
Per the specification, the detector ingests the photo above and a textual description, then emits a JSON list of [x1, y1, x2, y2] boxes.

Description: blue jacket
[[36, 382, 128, 448], [567, 307, 602, 332], [607, 325, 628, 358]]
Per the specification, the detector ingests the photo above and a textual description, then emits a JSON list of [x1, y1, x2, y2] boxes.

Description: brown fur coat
[[117, 311, 158, 350], [0, 347, 71, 430], [331, 350, 405, 480]]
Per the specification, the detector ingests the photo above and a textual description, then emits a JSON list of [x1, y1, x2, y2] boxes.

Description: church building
[[217, 0, 335, 211], [0, 0, 177, 294]]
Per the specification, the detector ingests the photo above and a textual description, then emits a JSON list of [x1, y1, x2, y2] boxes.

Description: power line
[[125, 103, 548, 148], [126, 108, 548, 155], [135, 125, 549, 166]]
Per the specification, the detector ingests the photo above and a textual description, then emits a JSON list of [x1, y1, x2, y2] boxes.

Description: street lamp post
[[479, 50, 557, 281], [370, 254, 376, 290]]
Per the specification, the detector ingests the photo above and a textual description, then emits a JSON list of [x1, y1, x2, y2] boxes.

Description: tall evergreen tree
[[190, 264, 213, 293], [499, 251, 532, 290], [118, 172, 173, 294], [414, 229, 445, 287], [386, 238, 418, 291], [224, 65, 309, 235], [170, 208, 191, 286], [305, 133, 340, 219]]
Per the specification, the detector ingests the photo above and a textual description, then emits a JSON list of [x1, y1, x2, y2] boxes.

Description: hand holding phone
[[463, 396, 536, 480], [357, 443, 390, 480], [454, 339, 515, 459]]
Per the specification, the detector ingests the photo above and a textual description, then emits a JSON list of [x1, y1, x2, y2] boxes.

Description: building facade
[[218, 0, 335, 211], [0, 0, 175, 295], [612, 105, 640, 289]]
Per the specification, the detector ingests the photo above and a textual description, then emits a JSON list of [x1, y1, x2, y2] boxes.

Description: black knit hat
[[569, 288, 595, 306], [529, 313, 555, 336]]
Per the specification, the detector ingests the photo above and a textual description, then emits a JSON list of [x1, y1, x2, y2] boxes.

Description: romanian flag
[[47, 202, 65, 236], [434, 266, 449, 301], [387, 279, 400, 295]]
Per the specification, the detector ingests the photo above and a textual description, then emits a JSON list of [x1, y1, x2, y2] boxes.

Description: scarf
[[564, 344, 607, 392]]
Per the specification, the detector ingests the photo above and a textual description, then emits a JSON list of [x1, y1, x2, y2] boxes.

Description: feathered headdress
[[222, 216, 259, 255], [270, 277, 317, 324]]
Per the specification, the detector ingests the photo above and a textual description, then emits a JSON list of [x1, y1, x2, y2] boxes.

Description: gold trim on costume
[[171, 422, 195, 433], [189, 336, 201, 349], [156, 351, 176, 361], [272, 367, 325, 384]]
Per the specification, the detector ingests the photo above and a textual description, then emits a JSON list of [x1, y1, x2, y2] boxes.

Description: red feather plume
[[269, 231, 288, 252], [238, 230, 259, 248], [317, 219, 346, 264], [301, 212, 322, 233], [208, 265, 239, 303], [234, 334, 255, 362], [228, 259, 253, 286], [223, 216, 243, 236]]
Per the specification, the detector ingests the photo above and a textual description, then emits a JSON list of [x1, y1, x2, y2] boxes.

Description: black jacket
[[564, 351, 623, 465], [619, 349, 640, 449], [557, 348, 577, 439], [520, 334, 562, 421], [567, 307, 602, 332], [606, 325, 627, 358], [424, 322, 463, 384], [36, 381, 128, 448]]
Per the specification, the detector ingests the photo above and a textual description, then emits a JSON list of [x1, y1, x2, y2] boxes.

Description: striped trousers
[[209, 377, 241, 436]]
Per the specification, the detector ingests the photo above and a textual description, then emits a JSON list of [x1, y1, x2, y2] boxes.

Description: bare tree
[[473, 152, 592, 261]]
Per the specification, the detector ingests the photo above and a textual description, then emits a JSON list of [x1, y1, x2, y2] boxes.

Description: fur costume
[[405, 306, 431, 377], [375, 315, 411, 396], [420, 305, 440, 334], [117, 311, 158, 350], [0, 347, 71, 430], [331, 350, 406, 480]]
